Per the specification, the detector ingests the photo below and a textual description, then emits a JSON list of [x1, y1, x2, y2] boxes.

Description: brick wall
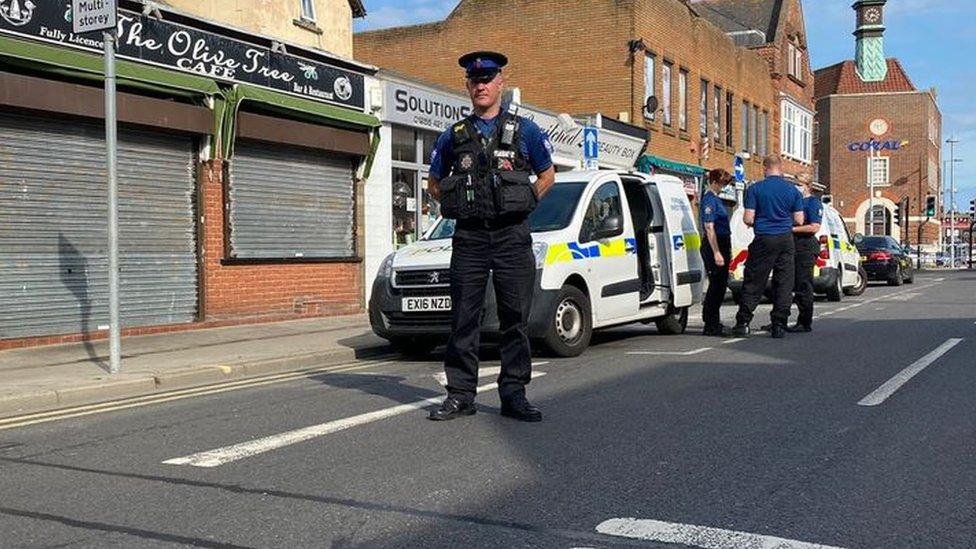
[[816, 90, 941, 245], [199, 159, 364, 320], [354, 0, 785, 182]]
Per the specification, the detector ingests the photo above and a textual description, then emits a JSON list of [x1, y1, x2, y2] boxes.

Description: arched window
[[864, 205, 892, 236]]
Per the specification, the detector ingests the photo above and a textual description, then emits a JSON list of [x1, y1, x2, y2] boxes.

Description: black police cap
[[458, 51, 508, 78]]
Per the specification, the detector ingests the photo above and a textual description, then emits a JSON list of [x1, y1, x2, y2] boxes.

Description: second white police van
[[369, 170, 705, 357], [727, 198, 867, 302]]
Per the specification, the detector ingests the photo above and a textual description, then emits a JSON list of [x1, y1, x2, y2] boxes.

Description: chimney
[[853, 0, 888, 82]]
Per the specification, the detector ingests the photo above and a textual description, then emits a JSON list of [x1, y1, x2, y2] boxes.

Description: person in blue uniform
[[788, 173, 822, 332], [732, 155, 805, 339], [426, 51, 556, 422], [700, 169, 734, 336]]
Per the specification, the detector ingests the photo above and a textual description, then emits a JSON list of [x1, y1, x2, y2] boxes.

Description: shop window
[[392, 168, 418, 248], [644, 53, 656, 120], [679, 68, 688, 132], [300, 0, 316, 22], [662, 61, 673, 127], [725, 91, 733, 147], [868, 156, 890, 187], [740, 101, 749, 153], [699, 79, 708, 137], [421, 130, 439, 165], [781, 98, 812, 163], [713, 85, 722, 144], [392, 126, 417, 162]]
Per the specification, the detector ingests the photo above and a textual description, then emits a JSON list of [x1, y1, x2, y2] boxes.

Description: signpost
[[73, 0, 121, 374], [583, 126, 599, 170], [733, 155, 745, 183]]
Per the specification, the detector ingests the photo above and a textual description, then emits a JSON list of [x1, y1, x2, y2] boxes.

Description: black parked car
[[855, 235, 915, 286]]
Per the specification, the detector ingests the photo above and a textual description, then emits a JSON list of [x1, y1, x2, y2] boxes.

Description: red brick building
[[355, 0, 816, 191], [814, 0, 941, 247], [693, 0, 816, 181]]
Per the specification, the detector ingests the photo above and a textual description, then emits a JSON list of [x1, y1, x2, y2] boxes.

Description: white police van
[[369, 170, 705, 357], [727, 199, 866, 302]]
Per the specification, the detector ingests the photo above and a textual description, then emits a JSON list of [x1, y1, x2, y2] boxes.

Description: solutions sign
[[0, 1, 365, 110]]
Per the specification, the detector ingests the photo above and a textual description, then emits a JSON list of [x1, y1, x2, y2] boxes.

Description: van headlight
[[379, 253, 395, 279], [532, 242, 548, 269]]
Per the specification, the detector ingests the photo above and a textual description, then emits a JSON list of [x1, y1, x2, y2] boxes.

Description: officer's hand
[[714, 251, 725, 267]]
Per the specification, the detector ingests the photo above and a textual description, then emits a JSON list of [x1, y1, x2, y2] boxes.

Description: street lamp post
[[946, 137, 961, 267]]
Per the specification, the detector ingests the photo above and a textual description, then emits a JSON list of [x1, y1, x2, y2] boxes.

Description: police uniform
[[791, 195, 823, 330], [699, 189, 732, 334], [427, 52, 554, 421], [734, 175, 804, 336]]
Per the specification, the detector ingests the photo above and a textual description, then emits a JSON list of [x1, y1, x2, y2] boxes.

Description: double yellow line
[[0, 357, 398, 432]]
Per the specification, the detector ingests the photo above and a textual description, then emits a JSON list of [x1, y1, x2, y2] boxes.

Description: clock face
[[869, 118, 890, 137], [864, 7, 881, 23]]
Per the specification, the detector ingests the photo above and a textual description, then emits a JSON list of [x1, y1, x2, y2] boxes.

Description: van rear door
[[653, 178, 704, 308]]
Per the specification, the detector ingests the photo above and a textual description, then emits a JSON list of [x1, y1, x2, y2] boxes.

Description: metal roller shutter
[[229, 140, 355, 259], [0, 111, 198, 339]]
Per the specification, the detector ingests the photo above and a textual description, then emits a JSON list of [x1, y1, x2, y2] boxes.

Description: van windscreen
[[424, 181, 588, 240]]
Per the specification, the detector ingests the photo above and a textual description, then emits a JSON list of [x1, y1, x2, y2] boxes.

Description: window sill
[[679, 131, 691, 141], [293, 18, 324, 35], [662, 126, 676, 137], [787, 74, 806, 87]]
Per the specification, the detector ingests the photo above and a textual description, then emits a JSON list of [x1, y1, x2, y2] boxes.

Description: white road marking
[[858, 338, 964, 407], [595, 518, 845, 549], [935, 277, 945, 282], [721, 338, 746, 345], [875, 307, 886, 311], [164, 372, 547, 468], [626, 348, 713, 356], [820, 311, 835, 316]]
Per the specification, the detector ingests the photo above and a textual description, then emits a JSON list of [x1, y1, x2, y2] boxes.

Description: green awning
[[0, 35, 220, 98], [636, 155, 707, 177], [220, 83, 381, 159]]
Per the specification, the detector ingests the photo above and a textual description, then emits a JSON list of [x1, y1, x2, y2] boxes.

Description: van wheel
[[826, 269, 843, 302], [845, 266, 867, 296], [540, 285, 592, 358], [389, 337, 439, 358], [655, 306, 689, 335]]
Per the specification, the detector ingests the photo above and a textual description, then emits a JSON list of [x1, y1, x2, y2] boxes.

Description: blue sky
[[355, 0, 976, 213]]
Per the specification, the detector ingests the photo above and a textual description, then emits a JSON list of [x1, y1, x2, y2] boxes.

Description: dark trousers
[[736, 233, 796, 327], [444, 220, 535, 403], [793, 236, 818, 327], [701, 234, 732, 329]]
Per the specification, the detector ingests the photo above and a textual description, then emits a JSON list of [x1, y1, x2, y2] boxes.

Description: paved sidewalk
[[0, 314, 389, 419]]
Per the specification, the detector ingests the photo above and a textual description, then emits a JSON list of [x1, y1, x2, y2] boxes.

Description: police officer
[[732, 155, 804, 339], [787, 173, 822, 332], [700, 169, 734, 336], [426, 51, 556, 422]]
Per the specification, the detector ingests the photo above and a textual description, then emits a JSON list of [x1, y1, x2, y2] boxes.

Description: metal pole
[[949, 139, 955, 268], [868, 147, 875, 236], [105, 30, 121, 374]]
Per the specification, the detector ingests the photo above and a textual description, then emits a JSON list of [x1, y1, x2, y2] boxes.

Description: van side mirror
[[590, 215, 623, 241], [852, 233, 864, 244]]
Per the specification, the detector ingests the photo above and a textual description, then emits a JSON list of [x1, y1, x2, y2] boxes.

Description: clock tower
[[853, 0, 888, 82]]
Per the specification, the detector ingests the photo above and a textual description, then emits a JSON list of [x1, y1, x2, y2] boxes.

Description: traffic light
[[925, 195, 937, 217], [895, 197, 907, 225]]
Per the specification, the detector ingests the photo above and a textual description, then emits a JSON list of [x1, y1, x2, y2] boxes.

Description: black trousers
[[444, 219, 535, 403], [793, 236, 818, 327], [736, 233, 796, 327], [701, 234, 732, 329]]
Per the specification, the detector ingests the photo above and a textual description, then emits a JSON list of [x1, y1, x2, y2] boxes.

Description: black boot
[[500, 394, 542, 422], [731, 323, 751, 338], [428, 396, 476, 421], [770, 324, 787, 339], [785, 323, 812, 333]]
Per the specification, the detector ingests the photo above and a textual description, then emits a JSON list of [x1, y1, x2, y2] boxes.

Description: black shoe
[[500, 395, 543, 422], [731, 323, 751, 338], [702, 324, 729, 337], [785, 323, 812, 333], [759, 324, 773, 332], [428, 396, 476, 421], [770, 324, 786, 339]]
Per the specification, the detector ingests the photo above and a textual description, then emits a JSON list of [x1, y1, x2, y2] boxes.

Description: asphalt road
[[1, 271, 975, 548]]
